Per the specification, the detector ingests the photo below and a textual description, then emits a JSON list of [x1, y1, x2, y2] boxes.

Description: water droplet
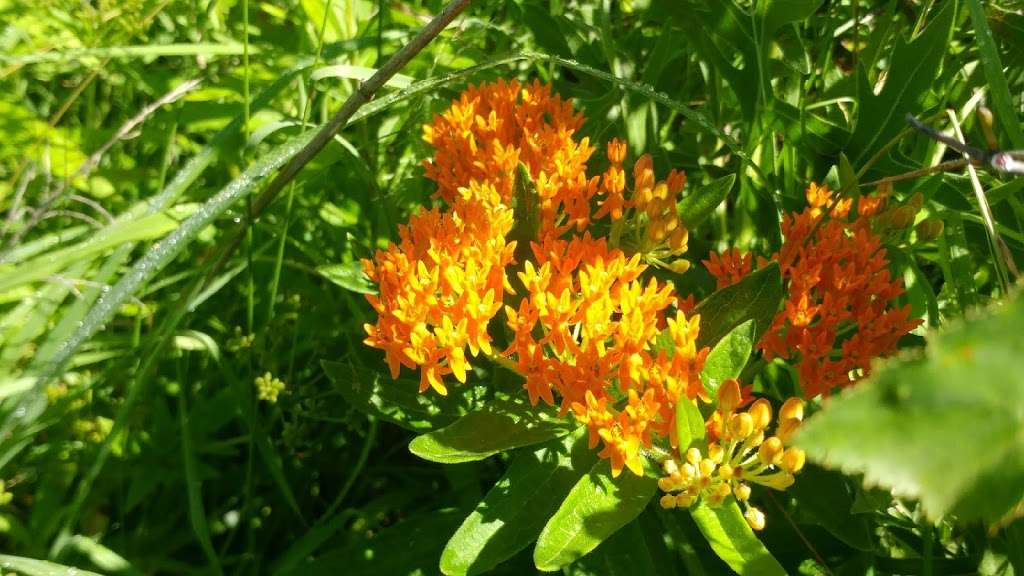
[[233, 217, 242, 224]]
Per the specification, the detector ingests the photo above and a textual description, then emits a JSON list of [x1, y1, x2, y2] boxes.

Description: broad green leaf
[[317, 262, 377, 294], [567, 520, 659, 576], [0, 555, 103, 576], [533, 460, 658, 571], [675, 397, 706, 453], [678, 174, 735, 229], [693, 263, 783, 350], [700, 319, 755, 393], [409, 396, 572, 464], [689, 500, 787, 576], [847, 0, 956, 166], [797, 290, 1024, 522], [282, 509, 463, 576], [440, 429, 597, 576], [760, 0, 825, 38], [322, 360, 469, 432], [787, 464, 874, 551]]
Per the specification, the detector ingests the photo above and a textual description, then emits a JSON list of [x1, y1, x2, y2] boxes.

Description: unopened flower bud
[[718, 379, 742, 413], [660, 494, 677, 509], [686, 447, 702, 466], [718, 464, 734, 480], [781, 447, 806, 473], [663, 458, 679, 476], [707, 443, 724, 463], [734, 483, 752, 502], [780, 397, 804, 423], [748, 399, 772, 430], [758, 436, 784, 465], [915, 218, 944, 242], [707, 482, 732, 506], [675, 492, 695, 508], [668, 258, 691, 274], [745, 507, 766, 531], [729, 412, 754, 439], [700, 458, 717, 478]]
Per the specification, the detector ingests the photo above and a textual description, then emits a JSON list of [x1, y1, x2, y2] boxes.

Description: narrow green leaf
[[322, 359, 468, 432], [317, 262, 377, 294], [700, 319, 755, 393], [678, 174, 735, 229], [847, 0, 956, 165], [689, 500, 787, 576], [797, 290, 1024, 522], [440, 429, 597, 576], [760, 0, 825, 37], [0, 555, 103, 576], [533, 460, 658, 571], [966, 0, 1024, 149], [838, 152, 858, 196], [693, 263, 783, 350], [409, 397, 572, 464]]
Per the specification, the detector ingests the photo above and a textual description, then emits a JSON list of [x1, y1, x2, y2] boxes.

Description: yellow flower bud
[[667, 258, 691, 274], [718, 379, 742, 414], [686, 447, 702, 466], [729, 412, 754, 439], [675, 493, 696, 508], [758, 436, 784, 466], [707, 443, 724, 463], [660, 494, 677, 509], [757, 472, 795, 490], [780, 397, 804, 423], [718, 463, 734, 481], [663, 458, 679, 475], [745, 507, 766, 531], [734, 483, 752, 502], [748, 398, 772, 431], [707, 482, 731, 506], [658, 477, 676, 492], [781, 447, 806, 473], [700, 458, 717, 478], [777, 419, 801, 443]]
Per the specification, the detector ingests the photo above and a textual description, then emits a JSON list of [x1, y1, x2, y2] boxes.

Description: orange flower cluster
[[363, 182, 516, 395], [364, 79, 707, 477], [659, 380, 806, 531], [704, 184, 921, 398], [505, 235, 707, 476]]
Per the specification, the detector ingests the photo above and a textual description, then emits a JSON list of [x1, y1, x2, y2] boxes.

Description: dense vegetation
[[1, 0, 1024, 574]]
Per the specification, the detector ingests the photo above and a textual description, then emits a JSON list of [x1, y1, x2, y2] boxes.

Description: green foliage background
[[1, 0, 1023, 574]]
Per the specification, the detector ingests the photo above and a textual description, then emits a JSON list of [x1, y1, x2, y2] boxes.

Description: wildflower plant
[[349, 79, 922, 572]]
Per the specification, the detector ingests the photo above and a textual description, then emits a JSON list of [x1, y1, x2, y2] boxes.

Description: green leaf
[[317, 262, 378, 294], [509, 162, 541, 262], [567, 520, 659, 576], [966, 0, 1024, 149], [322, 360, 469, 432], [796, 290, 1024, 523], [283, 509, 463, 576], [440, 429, 597, 576], [847, 0, 956, 166], [693, 262, 784, 350], [788, 464, 874, 551], [678, 174, 735, 229], [533, 460, 658, 571], [760, 0, 825, 37], [675, 397, 706, 453], [0, 555, 103, 576], [689, 500, 787, 576], [700, 319, 755, 394], [409, 397, 573, 464], [837, 152, 858, 197]]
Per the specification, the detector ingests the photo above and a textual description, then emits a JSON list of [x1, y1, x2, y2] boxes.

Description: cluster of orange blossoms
[[659, 380, 806, 530], [364, 79, 704, 477], [704, 183, 922, 398]]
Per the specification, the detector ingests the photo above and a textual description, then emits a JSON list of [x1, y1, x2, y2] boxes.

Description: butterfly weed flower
[[658, 379, 806, 531], [362, 184, 516, 395], [365, 79, 707, 475], [704, 183, 922, 398]]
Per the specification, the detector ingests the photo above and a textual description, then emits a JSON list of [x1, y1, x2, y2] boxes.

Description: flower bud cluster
[[658, 379, 806, 531]]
